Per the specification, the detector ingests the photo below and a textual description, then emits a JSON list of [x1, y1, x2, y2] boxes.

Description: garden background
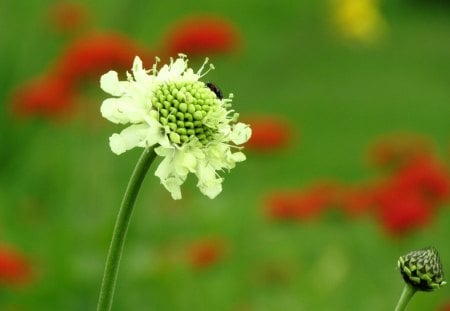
[[0, 0, 449, 310]]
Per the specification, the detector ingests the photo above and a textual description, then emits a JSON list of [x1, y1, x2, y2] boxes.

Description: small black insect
[[206, 82, 223, 100]]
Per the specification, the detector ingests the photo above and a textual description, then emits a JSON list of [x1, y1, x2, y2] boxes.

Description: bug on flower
[[206, 82, 223, 100]]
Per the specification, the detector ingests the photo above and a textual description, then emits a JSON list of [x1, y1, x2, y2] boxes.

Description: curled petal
[[196, 162, 223, 199], [100, 71, 126, 96], [155, 155, 186, 200], [163, 177, 183, 200], [198, 177, 223, 199], [179, 152, 198, 172], [100, 98, 147, 124], [231, 151, 246, 162], [109, 124, 150, 155], [132, 56, 154, 85], [230, 123, 251, 145]]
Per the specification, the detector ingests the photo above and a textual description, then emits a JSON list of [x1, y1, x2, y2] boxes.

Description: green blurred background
[[0, 0, 449, 310]]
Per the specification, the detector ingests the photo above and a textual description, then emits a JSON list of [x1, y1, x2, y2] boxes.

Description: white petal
[[198, 177, 223, 199], [154, 155, 186, 200], [100, 71, 125, 96], [155, 155, 173, 179], [231, 152, 246, 162], [195, 162, 223, 198], [132, 56, 154, 85], [163, 177, 183, 200], [170, 58, 188, 76], [180, 152, 197, 172], [230, 123, 252, 145], [100, 98, 147, 124], [155, 146, 174, 158], [108, 124, 149, 155]]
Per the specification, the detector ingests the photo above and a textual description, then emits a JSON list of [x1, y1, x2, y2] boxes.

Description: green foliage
[[0, 0, 449, 310]]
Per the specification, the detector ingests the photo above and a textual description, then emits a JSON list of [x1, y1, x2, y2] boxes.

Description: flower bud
[[398, 247, 446, 291]]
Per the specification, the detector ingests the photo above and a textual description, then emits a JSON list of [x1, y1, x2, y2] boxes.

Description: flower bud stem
[[395, 284, 417, 311], [97, 147, 157, 311]]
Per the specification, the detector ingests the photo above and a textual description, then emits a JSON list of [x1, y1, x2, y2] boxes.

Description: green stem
[[394, 284, 417, 311], [97, 147, 157, 311]]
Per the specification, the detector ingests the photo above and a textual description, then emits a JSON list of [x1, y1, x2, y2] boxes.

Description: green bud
[[193, 111, 203, 120], [185, 113, 193, 121], [168, 123, 177, 131], [160, 117, 168, 125], [188, 104, 195, 114], [169, 132, 180, 144], [160, 109, 168, 117], [176, 128, 186, 135], [179, 103, 187, 112], [398, 247, 446, 291], [180, 135, 188, 142], [176, 112, 184, 120], [176, 121, 184, 128]]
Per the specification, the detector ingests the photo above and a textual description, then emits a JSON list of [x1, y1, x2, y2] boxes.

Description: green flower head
[[398, 247, 446, 291]]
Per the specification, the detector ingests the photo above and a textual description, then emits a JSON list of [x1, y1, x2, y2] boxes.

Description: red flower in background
[[163, 16, 240, 57], [369, 133, 430, 171], [48, 1, 89, 33], [438, 301, 450, 311], [335, 184, 377, 217], [374, 183, 433, 237], [55, 33, 152, 84], [12, 33, 153, 117], [13, 13, 242, 118], [373, 155, 449, 236], [262, 132, 449, 238], [11, 74, 74, 117], [0, 245, 32, 286], [245, 116, 292, 151], [186, 238, 226, 269], [393, 156, 450, 204], [266, 183, 336, 221]]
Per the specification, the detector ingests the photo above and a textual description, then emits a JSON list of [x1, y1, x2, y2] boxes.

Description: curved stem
[[394, 284, 416, 311], [97, 147, 157, 311]]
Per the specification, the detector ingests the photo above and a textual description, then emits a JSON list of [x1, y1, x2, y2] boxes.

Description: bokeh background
[[1, 0, 449, 310]]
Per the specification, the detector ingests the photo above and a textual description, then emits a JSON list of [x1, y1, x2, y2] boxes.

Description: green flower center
[[152, 81, 221, 145]]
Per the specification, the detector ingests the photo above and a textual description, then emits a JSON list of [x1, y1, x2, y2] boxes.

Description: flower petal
[[231, 151, 246, 162], [230, 123, 251, 145], [109, 124, 149, 155], [100, 97, 147, 124], [100, 71, 126, 96], [196, 162, 223, 199]]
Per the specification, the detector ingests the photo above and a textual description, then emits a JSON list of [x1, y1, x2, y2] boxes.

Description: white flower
[[100, 55, 251, 200]]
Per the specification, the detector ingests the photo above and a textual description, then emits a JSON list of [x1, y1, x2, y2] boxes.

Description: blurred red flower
[[372, 154, 450, 237], [245, 116, 292, 151], [163, 16, 240, 57], [0, 245, 32, 286], [12, 33, 154, 117], [11, 74, 74, 117], [375, 184, 433, 237], [369, 134, 430, 171], [55, 33, 152, 84], [266, 183, 336, 221], [393, 156, 450, 204], [48, 1, 89, 33], [186, 238, 226, 269], [336, 184, 377, 217], [438, 301, 450, 311]]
